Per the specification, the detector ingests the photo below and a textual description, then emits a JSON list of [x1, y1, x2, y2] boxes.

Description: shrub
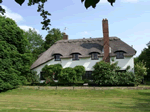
[[19, 76, 27, 85], [134, 61, 148, 85], [42, 64, 62, 80], [0, 72, 21, 91], [116, 71, 135, 86], [92, 60, 135, 86], [58, 67, 77, 83], [74, 65, 85, 81], [92, 60, 112, 85]]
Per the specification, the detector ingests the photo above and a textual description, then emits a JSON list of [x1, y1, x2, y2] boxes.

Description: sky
[[1, 0, 150, 57]]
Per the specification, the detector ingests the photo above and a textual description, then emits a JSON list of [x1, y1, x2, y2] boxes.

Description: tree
[[24, 28, 44, 52], [0, 0, 115, 31], [134, 46, 150, 81], [0, 15, 33, 90], [23, 28, 45, 62], [44, 28, 64, 50]]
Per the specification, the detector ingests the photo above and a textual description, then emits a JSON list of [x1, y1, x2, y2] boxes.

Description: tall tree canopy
[[0, 0, 115, 31], [44, 28, 64, 50], [23, 28, 45, 63], [24, 28, 44, 52], [0, 15, 33, 90]]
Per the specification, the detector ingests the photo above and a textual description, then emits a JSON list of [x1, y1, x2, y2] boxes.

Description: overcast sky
[[1, 0, 150, 57]]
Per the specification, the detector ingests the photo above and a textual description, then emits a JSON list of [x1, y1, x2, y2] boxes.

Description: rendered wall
[[33, 56, 134, 83]]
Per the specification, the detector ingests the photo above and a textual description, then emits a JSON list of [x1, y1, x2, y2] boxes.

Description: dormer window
[[91, 53, 98, 60], [72, 53, 79, 61], [116, 51, 124, 59], [54, 54, 61, 61]]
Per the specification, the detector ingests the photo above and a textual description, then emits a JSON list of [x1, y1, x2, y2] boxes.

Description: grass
[[0, 87, 150, 112]]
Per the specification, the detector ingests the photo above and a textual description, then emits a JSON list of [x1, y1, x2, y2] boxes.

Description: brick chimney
[[102, 18, 110, 62], [63, 33, 68, 40]]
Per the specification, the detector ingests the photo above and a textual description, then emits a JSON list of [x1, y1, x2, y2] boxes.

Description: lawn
[[0, 87, 150, 112]]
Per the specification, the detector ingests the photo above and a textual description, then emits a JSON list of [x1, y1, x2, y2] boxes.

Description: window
[[72, 53, 79, 60], [91, 53, 98, 60], [55, 54, 61, 61], [54, 74, 58, 80], [116, 51, 124, 59], [40, 72, 45, 80], [82, 71, 93, 80]]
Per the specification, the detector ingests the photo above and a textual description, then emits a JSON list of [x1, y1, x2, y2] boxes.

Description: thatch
[[31, 37, 136, 70]]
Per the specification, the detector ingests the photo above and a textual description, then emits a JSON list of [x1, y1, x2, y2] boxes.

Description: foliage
[[74, 65, 85, 81], [126, 65, 131, 71], [134, 46, 150, 80], [0, 0, 115, 31], [0, 71, 21, 91], [134, 61, 148, 85], [58, 67, 77, 83], [32, 44, 46, 60], [92, 60, 134, 86], [23, 28, 45, 62], [44, 28, 64, 50], [42, 64, 63, 80], [24, 28, 44, 52], [0, 16, 33, 90]]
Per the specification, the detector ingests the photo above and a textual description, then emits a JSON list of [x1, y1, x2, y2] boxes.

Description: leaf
[[107, 0, 115, 6], [92, 0, 100, 8], [84, 0, 93, 9], [0, 0, 2, 3], [15, 0, 25, 6]]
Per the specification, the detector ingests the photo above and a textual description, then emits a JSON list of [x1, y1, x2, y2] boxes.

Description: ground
[[0, 86, 150, 112]]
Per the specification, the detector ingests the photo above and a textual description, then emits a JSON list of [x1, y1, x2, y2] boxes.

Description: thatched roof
[[31, 37, 136, 70]]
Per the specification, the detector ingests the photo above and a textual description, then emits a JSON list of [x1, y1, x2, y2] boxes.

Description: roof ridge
[[56, 36, 120, 43]]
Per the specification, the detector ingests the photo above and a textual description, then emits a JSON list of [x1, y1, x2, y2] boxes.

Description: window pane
[[75, 54, 78, 59], [94, 53, 97, 59], [55, 55, 60, 60], [40, 72, 45, 80]]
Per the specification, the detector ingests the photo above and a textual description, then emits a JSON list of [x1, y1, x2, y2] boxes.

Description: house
[[30, 19, 136, 83]]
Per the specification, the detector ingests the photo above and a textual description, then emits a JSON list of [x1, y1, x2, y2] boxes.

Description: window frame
[[54, 54, 61, 61], [72, 53, 79, 61], [116, 51, 124, 59], [91, 52, 99, 60], [40, 72, 45, 80]]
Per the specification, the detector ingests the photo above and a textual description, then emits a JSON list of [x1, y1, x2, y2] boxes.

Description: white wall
[[33, 56, 134, 83], [110, 56, 134, 73]]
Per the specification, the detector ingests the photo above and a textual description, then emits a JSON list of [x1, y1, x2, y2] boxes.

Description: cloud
[[121, 0, 138, 3], [1, 5, 24, 23], [19, 25, 40, 33]]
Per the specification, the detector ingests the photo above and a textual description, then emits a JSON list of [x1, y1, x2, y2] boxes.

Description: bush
[[58, 67, 77, 83], [42, 64, 62, 80], [134, 61, 148, 85], [74, 65, 85, 81], [92, 60, 135, 86], [92, 60, 112, 85], [0, 72, 21, 91], [19, 76, 27, 85]]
